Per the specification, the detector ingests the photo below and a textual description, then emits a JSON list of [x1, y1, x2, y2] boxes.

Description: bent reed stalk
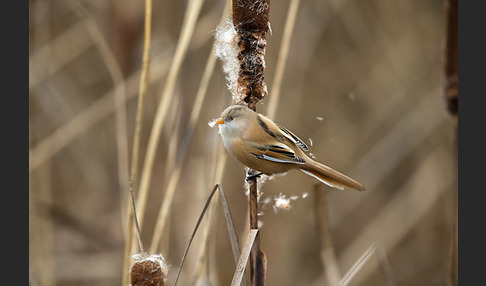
[[122, 0, 152, 285]]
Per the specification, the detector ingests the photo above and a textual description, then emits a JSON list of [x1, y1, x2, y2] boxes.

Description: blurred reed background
[[29, 0, 456, 285]]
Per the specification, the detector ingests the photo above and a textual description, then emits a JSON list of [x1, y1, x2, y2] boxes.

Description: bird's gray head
[[215, 105, 256, 138]]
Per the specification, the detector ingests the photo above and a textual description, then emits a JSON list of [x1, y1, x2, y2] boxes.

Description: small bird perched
[[213, 105, 365, 191]]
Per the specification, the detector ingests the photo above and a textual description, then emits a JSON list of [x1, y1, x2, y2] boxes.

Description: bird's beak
[[215, 118, 225, 125]]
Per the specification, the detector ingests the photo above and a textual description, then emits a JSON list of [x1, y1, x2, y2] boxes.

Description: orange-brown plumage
[[215, 105, 365, 191]]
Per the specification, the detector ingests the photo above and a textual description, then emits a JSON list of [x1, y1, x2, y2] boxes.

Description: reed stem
[[122, 0, 152, 285]]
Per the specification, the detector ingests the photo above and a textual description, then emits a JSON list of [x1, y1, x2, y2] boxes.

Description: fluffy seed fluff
[[273, 193, 299, 213], [214, 18, 240, 101]]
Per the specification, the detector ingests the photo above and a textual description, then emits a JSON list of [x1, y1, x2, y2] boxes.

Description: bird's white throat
[[218, 124, 234, 154]]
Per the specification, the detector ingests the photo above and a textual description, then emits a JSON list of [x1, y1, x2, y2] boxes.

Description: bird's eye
[[229, 116, 234, 121]]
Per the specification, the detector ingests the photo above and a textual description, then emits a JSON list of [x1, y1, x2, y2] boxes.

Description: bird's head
[[215, 105, 255, 138]]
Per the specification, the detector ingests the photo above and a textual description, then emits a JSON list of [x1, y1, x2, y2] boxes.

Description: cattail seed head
[[130, 253, 168, 286]]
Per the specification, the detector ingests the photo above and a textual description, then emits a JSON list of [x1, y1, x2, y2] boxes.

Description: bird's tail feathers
[[300, 161, 365, 191]]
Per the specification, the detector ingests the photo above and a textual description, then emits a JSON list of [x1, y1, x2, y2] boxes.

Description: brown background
[[29, 0, 456, 285]]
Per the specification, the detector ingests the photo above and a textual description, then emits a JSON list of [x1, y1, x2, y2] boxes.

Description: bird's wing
[[254, 114, 309, 152], [277, 125, 309, 152], [249, 142, 306, 164]]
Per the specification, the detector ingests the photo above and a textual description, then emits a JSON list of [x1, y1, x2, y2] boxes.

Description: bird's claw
[[245, 170, 263, 181]]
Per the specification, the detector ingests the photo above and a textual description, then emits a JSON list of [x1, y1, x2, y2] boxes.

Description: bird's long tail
[[300, 160, 365, 191]]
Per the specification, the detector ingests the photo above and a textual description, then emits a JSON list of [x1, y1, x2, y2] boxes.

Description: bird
[[213, 104, 365, 191]]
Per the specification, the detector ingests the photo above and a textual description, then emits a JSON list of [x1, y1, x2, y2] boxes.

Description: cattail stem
[[231, 1, 271, 285], [248, 176, 265, 285]]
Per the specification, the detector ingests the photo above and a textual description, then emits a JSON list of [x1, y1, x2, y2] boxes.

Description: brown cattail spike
[[130, 253, 168, 286], [232, 0, 270, 33], [236, 30, 268, 109], [232, 0, 271, 110]]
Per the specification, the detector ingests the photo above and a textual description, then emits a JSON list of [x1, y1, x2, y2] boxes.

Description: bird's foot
[[245, 170, 263, 181]]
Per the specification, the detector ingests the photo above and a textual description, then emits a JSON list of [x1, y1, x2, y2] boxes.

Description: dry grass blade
[[148, 1, 230, 255], [187, 44, 220, 127], [218, 183, 248, 286], [173, 184, 220, 286], [186, 8, 234, 285], [122, 0, 152, 285], [162, 101, 182, 182], [149, 162, 183, 253], [148, 44, 214, 254], [266, 0, 301, 120], [339, 148, 451, 285], [129, 180, 144, 253], [28, 48, 172, 172], [29, 19, 92, 90], [29, 18, 216, 173], [218, 184, 242, 266], [339, 243, 395, 286], [68, 7, 136, 285], [314, 185, 341, 286], [135, 0, 204, 229], [192, 143, 228, 285], [376, 245, 395, 286], [335, 91, 446, 226], [232, 229, 259, 286], [339, 243, 378, 286], [122, 1, 153, 285], [29, 7, 215, 170], [130, 0, 153, 209], [69, 1, 130, 215], [68, 1, 130, 190]]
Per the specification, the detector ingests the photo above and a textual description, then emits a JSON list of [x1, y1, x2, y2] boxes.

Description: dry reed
[[266, 0, 300, 120], [28, 1, 455, 285], [148, 1, 230, 255], [339, 148, 451, 285], [135, 0, 205, 233], [313, 186, 341, 286], [28, 48, 173, 172], [122, 1, 153, 285], [232, 229, 259, 286]]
